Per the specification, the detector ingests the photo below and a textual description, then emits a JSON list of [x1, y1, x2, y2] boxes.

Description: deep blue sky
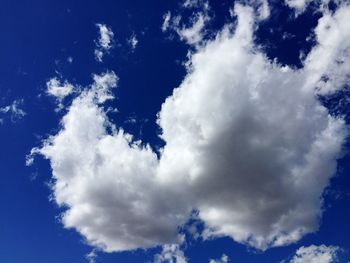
[[0, 0, 349, 262]]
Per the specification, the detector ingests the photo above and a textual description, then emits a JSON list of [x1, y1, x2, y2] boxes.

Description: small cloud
[[161, 1, 211, 47], [287, 245, 340, 263], [209, 254, 229, 263], [86, 249, 98, 263], [95, 23, 114, 62], [0, 99, 26, 124], [46, 77, 75, 110], [162, 11, 172, 32], [154, 244, 187, 263], [67, 56, 73, 63], [128, 33, 138, 51]]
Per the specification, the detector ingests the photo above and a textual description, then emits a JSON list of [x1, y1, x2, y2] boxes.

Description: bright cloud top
[[30, 1, 350, 254], [95, 23, 114, 62]]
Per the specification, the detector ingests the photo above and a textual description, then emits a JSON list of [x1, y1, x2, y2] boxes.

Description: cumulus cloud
[[154, 244, 188, 263], [0, 99, 26, 123], [209, 254, 229, 263], [30, 1, 350, 254], [95, 24, 114, 62], [288, 245, 340, 263], [29, 71, 187, 252]]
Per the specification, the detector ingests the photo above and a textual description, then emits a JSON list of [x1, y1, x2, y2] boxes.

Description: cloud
[[285, 0, 313, 13], [176, 12, 209, 45], [30, 2, 350, 254], [304, 3, 350, 95], [46, 77, 75, 110], [29, 71, 187, 252], [209, 254, 229, 263], [128, 34, 138, 51], [95, 24, 114, 62], [162, 12, 172, 32], [0, 99, 26, 124], [285, 0, 345, 16], [154, 244, 188, 263], [288, 245, 340, 263], [161, 1, 210, 46], [86, 249, 98, 263]]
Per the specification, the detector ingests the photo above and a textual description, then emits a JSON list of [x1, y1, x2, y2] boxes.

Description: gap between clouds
[[29, 0, 350, 255]]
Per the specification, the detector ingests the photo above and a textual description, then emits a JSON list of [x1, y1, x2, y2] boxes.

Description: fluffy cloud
[[30, 1, 350, 253], [157, 3, 347, 249], [289, 245, 340, 263], [95, 24, 114, 62], [304, 3, 350, 95], [30, 71, 187, 252]]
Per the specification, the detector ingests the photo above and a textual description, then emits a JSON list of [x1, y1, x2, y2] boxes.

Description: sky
[[0, 0, 350, 262]]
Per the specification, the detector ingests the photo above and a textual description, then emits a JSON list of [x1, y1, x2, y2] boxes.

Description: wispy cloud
[[95, 23, 114, 62], [0, 99, 26, 124]]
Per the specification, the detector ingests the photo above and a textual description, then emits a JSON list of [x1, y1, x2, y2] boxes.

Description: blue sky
[[0, 0, 350, 262]]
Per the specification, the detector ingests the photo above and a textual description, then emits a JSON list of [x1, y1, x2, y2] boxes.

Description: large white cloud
[[30, 1, 350, 253]]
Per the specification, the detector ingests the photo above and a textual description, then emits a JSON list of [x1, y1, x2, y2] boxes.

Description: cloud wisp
[[0, 99, 26, 124], [95, 23, 114, 62], [29, 1, 350, 254]]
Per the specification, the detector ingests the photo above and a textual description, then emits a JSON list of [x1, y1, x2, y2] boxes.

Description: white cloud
[[30, 2, 350, 254], [0, 99, 26, 123], [232, 0, 270, 20], [289, 245, 339, 263], [209, 254, 229, 263], [46, 78, 74, 109], [86, 249, 98, 263], [162, 12, 172, 32], [285, 0, 344, 16], [95, 24, 114, 62], [29, 71, 187, 252], [162, 1, 210, 46], [154, 244, 188, 263], [177, 12, 209, 45], [285, 0, 313, 13], [304, 4, 350, 95]]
